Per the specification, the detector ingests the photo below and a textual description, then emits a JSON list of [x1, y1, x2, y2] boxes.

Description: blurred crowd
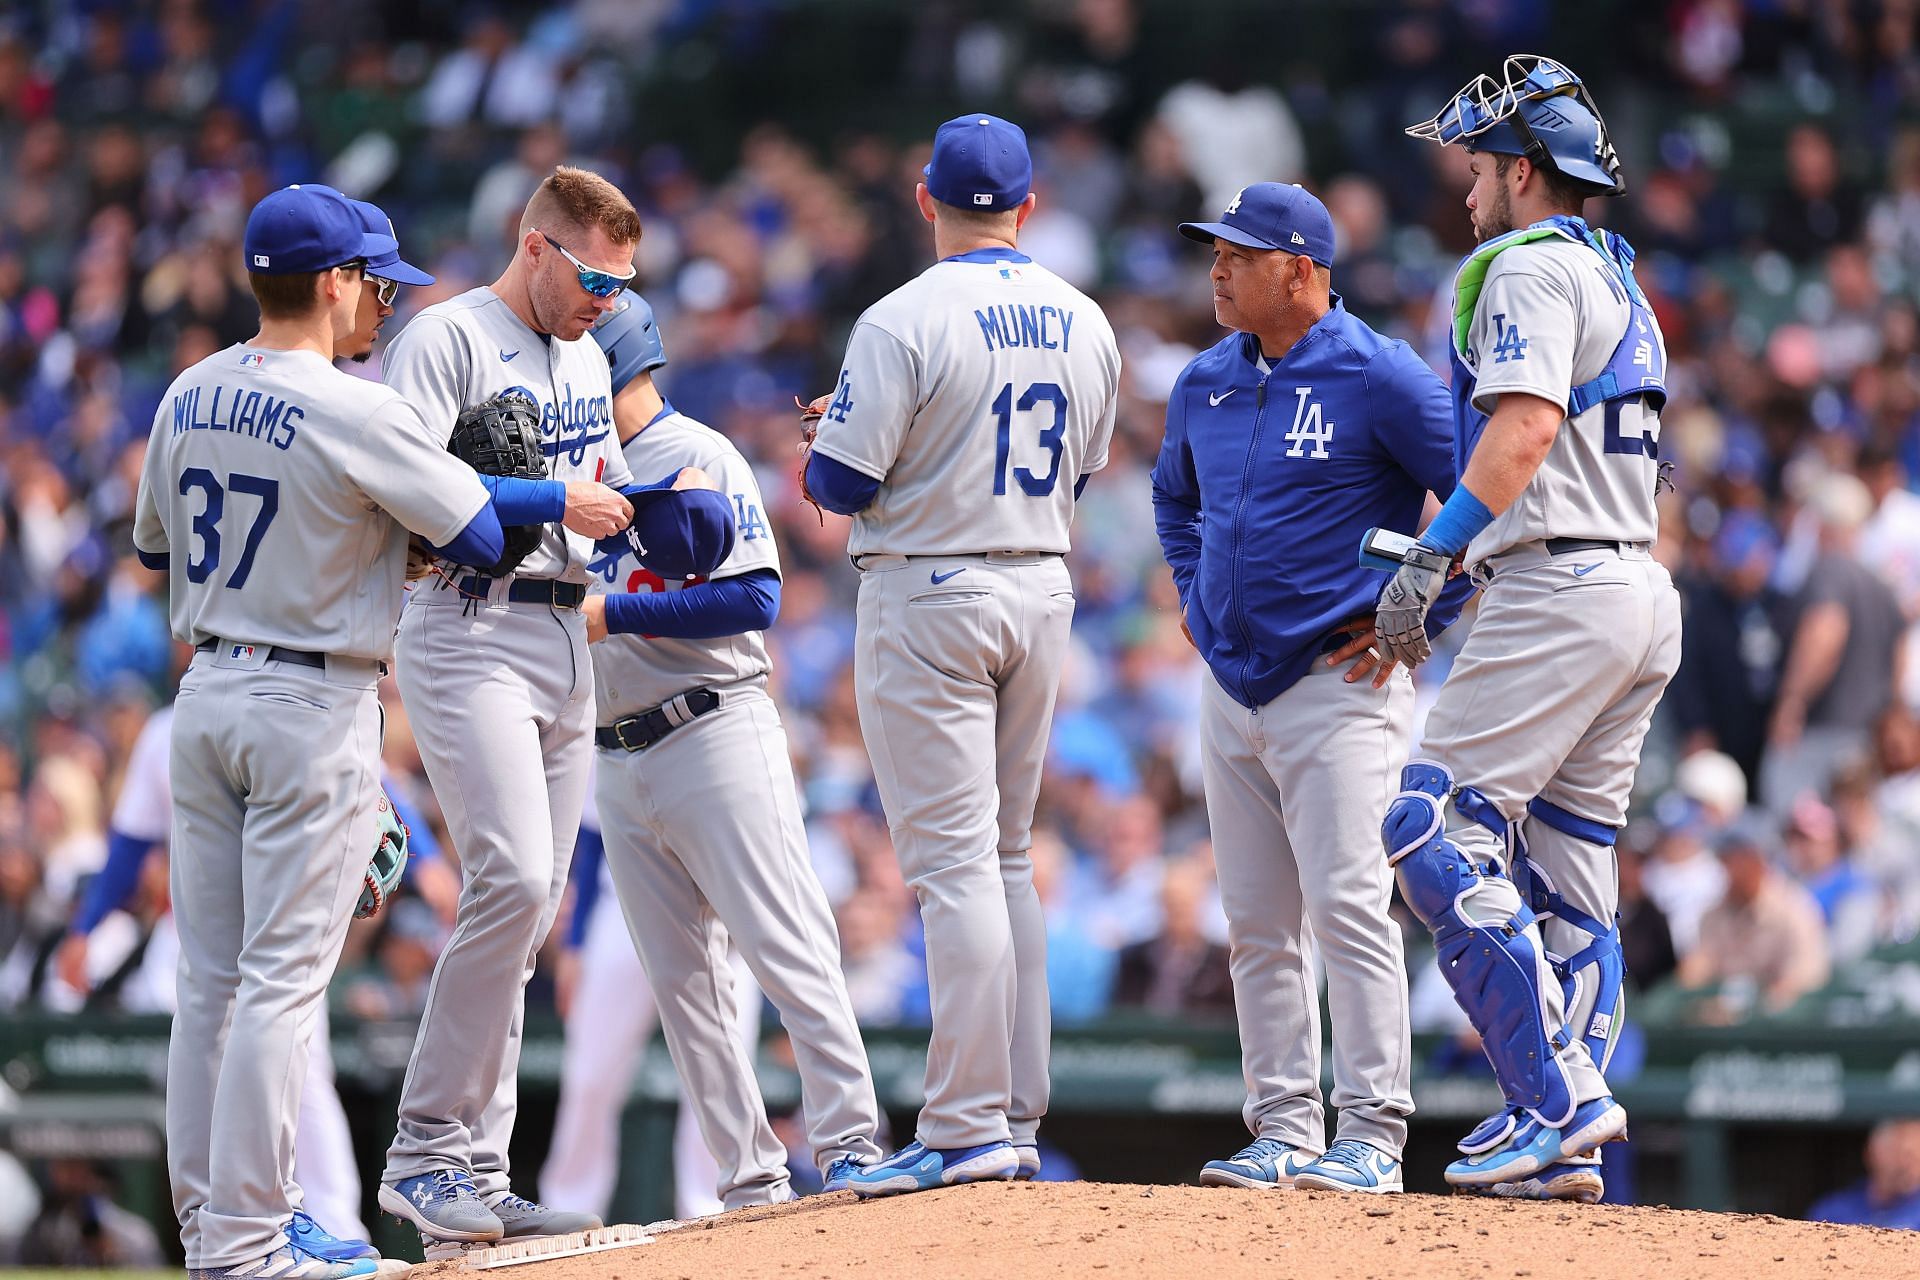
[[4, 0, 1920, 1080]]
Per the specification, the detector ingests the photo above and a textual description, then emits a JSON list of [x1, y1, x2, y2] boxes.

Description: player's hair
[[521, 166, 641, 246], [248, 261, 366, 320], [931, 197, 1022, 239], [1493, 153, 1591, 212]]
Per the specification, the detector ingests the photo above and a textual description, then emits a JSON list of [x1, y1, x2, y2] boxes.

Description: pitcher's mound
[[438, 1181, 1920, 1279]]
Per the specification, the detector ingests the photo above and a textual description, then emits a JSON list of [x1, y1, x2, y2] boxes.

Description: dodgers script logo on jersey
[[498, 379, 612, 466]]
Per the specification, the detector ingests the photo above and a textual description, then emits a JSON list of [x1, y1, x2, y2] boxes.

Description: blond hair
[[521, 166, 641, 246]]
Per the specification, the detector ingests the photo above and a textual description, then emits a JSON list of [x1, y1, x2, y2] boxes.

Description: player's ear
[[1013, 192, 1037, 230], [914, 183, 937, 226]]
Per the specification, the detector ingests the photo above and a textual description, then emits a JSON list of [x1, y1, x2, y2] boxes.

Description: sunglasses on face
[[369, 276, 399, 307], [539, 230, 635, 299]]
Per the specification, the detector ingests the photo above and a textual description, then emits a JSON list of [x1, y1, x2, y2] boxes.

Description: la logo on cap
[[1225, 188, 1245, 215]]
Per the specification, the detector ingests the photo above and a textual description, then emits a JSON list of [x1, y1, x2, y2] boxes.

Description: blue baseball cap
[[348, 198, 434, 286], [924, 114, 1032, 213], [244, 184, 395, 275], [1179, 182, 1336, 267], [1713, 509, 1779, 571], [627, 484, 736, 581], [590, 292, 668, 396]]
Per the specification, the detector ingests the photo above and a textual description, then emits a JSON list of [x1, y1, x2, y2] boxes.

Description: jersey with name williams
[[809, 249, 1120, 557], [133, 345, 488, 661], [383, 287, 634, 583], [586, 409, 780, 718]]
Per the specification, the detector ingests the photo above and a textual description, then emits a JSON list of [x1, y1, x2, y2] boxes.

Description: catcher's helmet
[[1407, 55, 1623, 196]]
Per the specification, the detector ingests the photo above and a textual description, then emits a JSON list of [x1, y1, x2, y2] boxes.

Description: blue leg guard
[[1522, 798, 1627, 1073], [1384, 763, 1576, 1127]]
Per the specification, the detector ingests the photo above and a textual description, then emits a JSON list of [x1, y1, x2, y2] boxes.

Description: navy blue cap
[[590, 292, 668, 395], [244, 184, 395, 276], [348, 198, 434, 287], [627, 485, 735, 581], [924, 114, 1032, 213], [1179, 182, 1336, 267]]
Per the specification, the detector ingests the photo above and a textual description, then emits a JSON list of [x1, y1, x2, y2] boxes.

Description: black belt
[[1544, 538, 1623, 556], [596, 688, 723, 752], [456, 576, 586, 610], [195, 639, 325, 668]]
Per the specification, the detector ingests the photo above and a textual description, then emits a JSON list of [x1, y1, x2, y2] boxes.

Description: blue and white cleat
[[1487, 1154, 1605, 1204], [377, 1170, 503, 1243], [821, 1154, 873, 1193], [1444, 1096, 1627, 1188], [189, 1240, 379, 1280], [844, 1141, 1019, 1198], [1198, 1137, 1316, 1190], [1013, 1144, 1040, 1181], [1292, 1139, 1403, 1194], [287, 1213, 378, 1262]]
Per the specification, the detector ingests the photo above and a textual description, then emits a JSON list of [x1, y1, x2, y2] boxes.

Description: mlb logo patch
[[240, 352, 266, 369], [253, 254, 269, 268], [999, 264, 1024, 281], [229, 644, 256, 660], [973, 193, 993, 206]]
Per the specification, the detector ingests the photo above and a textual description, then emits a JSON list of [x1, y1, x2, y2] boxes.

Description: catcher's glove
[[447, 390, 549, 576], [795, 394, 831, 525], [356, 789, 410, 920]]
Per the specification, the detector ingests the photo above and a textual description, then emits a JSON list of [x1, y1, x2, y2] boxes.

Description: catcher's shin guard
[[1519, 798, 1626, 1072], [1383, 763, 1576, 1127]]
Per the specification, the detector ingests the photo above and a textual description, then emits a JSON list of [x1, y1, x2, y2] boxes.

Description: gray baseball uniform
[[380, 287, 634, 1197], [589, 408, 882, 1207], [134, 342, 487, 1269], [812, 249, 1120, 1151], [1417, 234, 1681, 1100]]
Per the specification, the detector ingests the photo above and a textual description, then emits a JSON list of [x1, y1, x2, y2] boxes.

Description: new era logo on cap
[[1291, 231, 1305, 245], [1176, 181, 1337, 266]]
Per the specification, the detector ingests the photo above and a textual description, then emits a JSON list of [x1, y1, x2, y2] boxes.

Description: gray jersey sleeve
[[383, 313, 472, 443], [345, 396, 491, 544], [809, 321, 922, 481], [134, 412, 170, 557], [706, 445, 780, 580], [1468, 264, 1577, 414]]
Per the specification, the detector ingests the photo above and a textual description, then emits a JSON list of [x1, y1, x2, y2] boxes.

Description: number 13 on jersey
[[991, 381, 1067, 497]]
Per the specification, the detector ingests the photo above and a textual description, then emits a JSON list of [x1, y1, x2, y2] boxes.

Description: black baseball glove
[[446, 390, 548, 576]]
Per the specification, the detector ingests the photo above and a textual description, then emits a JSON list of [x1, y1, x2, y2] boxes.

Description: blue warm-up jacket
[[1151, 297, 1472, 710]]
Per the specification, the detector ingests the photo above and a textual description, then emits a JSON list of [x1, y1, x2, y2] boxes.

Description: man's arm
[[1150, 375, 1202, 611], [1770, 601, 1849, 747]]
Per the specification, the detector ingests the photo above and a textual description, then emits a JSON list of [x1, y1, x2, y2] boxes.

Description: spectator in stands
[[1617, 843, 1678, 995], [1678, 817, 1831, 1019], [1669, 512, 1789, 787], [14, 1158, 162, 1267], [1763, 124, 1865, 261], [1641, 793, 1727, 957], [1810, 1119, 1920, 1231], [1111, 855, 1232, 1019], [1764, 472, 1904, 811]]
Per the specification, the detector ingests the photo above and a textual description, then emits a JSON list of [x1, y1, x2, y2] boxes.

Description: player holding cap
[[1155, 182, 1470, 1196], [1378, 56, 1681, 1202], [578, 293, 884, 1208], [376, 167, 736, 1250], [135, 183, 502, 1279], [801, 113, 1120, 1197]]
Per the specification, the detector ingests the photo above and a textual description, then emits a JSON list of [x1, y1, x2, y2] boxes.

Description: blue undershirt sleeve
[[601, 569, 781, 638], [478, 475, 567, 525], [136, 550, 169, 572], [803, 453, 882, 516], [71, 829, 154, 935], [427, 504, 505, 566], [565, 827, 605, 950]]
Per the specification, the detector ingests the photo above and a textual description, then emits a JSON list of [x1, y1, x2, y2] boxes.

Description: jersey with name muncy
[[809, 249, 1120, 557], [383, 287, 634, 583], [134, 345, 489, 661]]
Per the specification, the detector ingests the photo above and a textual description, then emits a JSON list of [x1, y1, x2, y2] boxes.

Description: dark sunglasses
[[539, 230, 635, 299], [369, 276, 399, 307]]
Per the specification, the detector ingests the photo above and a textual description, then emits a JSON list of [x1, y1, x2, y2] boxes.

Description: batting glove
[[1375, 543, 1453, 668]]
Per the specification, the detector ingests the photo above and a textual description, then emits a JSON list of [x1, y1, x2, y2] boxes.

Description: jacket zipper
[[1228, 374, 1270, 705]]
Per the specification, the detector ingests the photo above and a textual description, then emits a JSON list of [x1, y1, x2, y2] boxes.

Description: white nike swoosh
[[1209, 389, 1237, 406]]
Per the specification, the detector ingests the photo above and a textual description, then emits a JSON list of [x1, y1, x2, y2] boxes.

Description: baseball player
[[1153, 183, 1471, 1195], [1376, 56, 1681, 1202], [376, 167, 737, 1248], [133, 183, 502, 1279], [579, 293, 885, 1206], [801, 114, 1121, 1197]]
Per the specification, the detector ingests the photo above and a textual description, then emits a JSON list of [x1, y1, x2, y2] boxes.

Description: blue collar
[[1241, 293, 1347, 367], [646, 398, 677, 429], [943, 248, 1032, 265]]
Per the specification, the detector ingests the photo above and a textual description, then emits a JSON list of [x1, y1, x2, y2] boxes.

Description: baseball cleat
[[1198, 1137, 1316, 1190], [189, 1240, 379, 1280], [1486, 1154, 1605, 1204], [844, 1140, 1018, 1198], [377, 1170, 503, 1243], [1291, 1138, 1404, 1194], [286, 1212, 407, 1276], [1013, 1144, 1040, 1181], [821, 1154, 873, 1193], [484, 1190, 603, 1237], [1444, 1096, 1627, 1188]]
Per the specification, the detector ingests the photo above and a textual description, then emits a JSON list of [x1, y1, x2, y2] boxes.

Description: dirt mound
[[445, 1181, 1920, 1279]]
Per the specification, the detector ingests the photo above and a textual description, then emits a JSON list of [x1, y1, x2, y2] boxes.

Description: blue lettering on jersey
[[1490, 314, 1529, 363], [826, 370, 854, 423], [169, 386, 299, 450], [974, 304, 1075, 354], [733, 494, 769, 541], [499, 380, 613, 467]]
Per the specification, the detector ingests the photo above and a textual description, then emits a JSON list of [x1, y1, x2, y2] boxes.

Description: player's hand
[[55, 933, 90, 995], [562, 482, 634, 539], [1179, 614, 1196, 650], [1375, 545, 1451, 668], [1325, 615, 1398, 688], [583, 594, 609, 643], [671, 466, 717, 492]]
